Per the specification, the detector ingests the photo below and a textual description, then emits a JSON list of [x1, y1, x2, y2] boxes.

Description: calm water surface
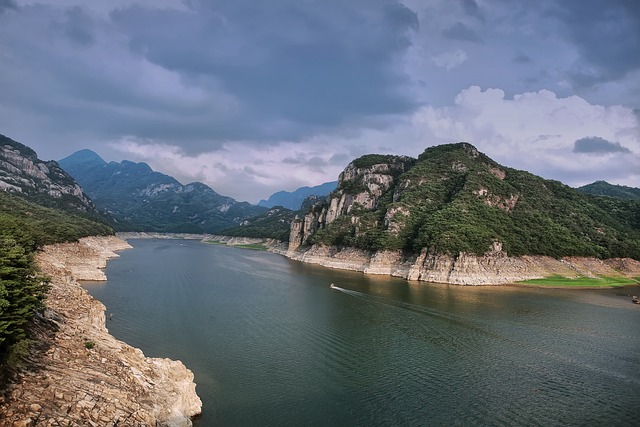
[[83, 239, 640, 426]]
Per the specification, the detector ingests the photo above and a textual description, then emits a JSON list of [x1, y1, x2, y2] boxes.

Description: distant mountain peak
[[59, 149, 106, 166], [259, 181, 338, 210], [58, 150, 266, 232]]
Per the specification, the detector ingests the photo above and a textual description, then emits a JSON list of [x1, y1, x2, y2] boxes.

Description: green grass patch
[[232, 243, 268, 251], [202, 240, 267, 250], [519, 275, 639, 287]]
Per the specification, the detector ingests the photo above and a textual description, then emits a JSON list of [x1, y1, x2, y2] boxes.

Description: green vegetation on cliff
[[577, 180, 640, 201], [220, 206, 297, 241], [305, 143, 640, 259], [0, 191, 113, 373]]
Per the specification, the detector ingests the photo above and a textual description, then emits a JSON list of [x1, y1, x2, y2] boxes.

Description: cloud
[[442, 22, 483, 43], [573, 136, 631, 154], [58, 6, 95, 47], [0, 0, 17, 13], [547, 0, 640, 88], [512, 52, 531, 64], [109, 0, 420, 137], [110, 137, 352, 202], [411, 86, 640, 186], [460, 0, 484, 20], [110, 86, 640, 201], [3, 0, 640, 201], [0, 0, 420, 158], [431, 49, 468, 70]]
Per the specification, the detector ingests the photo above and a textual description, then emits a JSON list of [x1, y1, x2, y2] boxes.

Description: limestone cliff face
[[288, 156, 413, 252], [285, 244, 640, 285], [0, 237, 202, 426], [0, 134, 96, 213]]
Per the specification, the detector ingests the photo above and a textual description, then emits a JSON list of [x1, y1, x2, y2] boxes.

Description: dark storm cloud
[[460, 0, 484, 20], [573, 137, 631, 154], [60, 6, 95, 47], [442, 22, 483, 43], [110, 0, 419, 133], [512, 52, 531, 64], [547, 0, 640, 88], [0, 0, 17, 14]]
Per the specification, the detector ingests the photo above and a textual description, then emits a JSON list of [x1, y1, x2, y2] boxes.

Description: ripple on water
[[84, 239, 640, 426]]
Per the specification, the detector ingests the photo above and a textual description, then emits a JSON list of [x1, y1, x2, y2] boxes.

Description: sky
[[1, 0, 639, 203]]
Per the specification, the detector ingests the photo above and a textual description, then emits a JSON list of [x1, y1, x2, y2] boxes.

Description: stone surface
[[0, 236, 202, 426], [282, 244, 640, 286], [0, 137, 96, 213]]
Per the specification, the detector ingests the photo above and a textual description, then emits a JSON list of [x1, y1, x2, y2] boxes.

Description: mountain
[[289, 143, 640, 260], [0, 134, 99, 214], [577, 180, 640, 201], [258, 181, 337, 210], [220, 206, 297, 241], [220, 194, 332, 241], [0, 135, 113, 367], [59, 150, 266, 233]]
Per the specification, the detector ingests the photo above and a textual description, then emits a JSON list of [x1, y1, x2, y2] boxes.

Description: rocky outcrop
[[288, 156, 413, 252], [285, 244, 640, 286], [0, 134, 96, 213], [0, 237, 202, 426]]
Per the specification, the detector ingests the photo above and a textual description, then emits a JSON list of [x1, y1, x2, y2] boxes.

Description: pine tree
[[0, 233, 49, 359]]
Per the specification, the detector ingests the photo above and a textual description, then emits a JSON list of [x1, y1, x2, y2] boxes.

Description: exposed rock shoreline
[[0, 236, 202, 426], [120, 232, 640, 286], [279, 244, 640, 286]]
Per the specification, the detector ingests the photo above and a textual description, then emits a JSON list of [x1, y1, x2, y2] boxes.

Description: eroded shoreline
[[118, 233, 640, 287], [0, 236, 202, 426]]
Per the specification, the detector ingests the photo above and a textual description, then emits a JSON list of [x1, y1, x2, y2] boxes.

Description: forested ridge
[[305, 143, 640, 260]]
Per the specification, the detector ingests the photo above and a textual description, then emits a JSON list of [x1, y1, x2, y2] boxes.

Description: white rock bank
[[0, 236, 202, 426]]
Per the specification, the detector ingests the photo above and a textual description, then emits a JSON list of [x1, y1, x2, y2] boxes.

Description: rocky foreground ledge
[[0, 236, 202, 426]]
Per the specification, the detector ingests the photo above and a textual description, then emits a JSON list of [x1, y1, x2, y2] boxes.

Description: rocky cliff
[[284, 244, 640, 285], [288, 155, 414, 251], [285, 143, 640, 285], [0, 236, 202, 426], [0, 134, 97, 214]]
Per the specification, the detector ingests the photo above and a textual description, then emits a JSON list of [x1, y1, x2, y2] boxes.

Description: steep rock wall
[[284, 244, 640, 286], [288, 157, 412, 252], [0, 137, 95, 212]]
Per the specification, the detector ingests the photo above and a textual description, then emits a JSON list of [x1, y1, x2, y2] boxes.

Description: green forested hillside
[[59, 150, 266, 232], [307, 143, 640, 259], [577, 180, 640, 201], [0, 190, 113, 372], [220, 206, 297, 241]]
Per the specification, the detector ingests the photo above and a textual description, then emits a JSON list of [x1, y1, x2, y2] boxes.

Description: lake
[[83, 238, 640, 426]]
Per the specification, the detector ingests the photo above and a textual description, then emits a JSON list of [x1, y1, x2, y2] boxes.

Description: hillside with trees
[[59, 150, 266, 233], [0, 136, 114, 379], [577, 180, 640, 201], [293, 143, 640, 260]]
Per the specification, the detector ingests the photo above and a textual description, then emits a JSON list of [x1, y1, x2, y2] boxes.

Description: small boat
[[633, 296, 639, 304], [330, 283, 338, 290]]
